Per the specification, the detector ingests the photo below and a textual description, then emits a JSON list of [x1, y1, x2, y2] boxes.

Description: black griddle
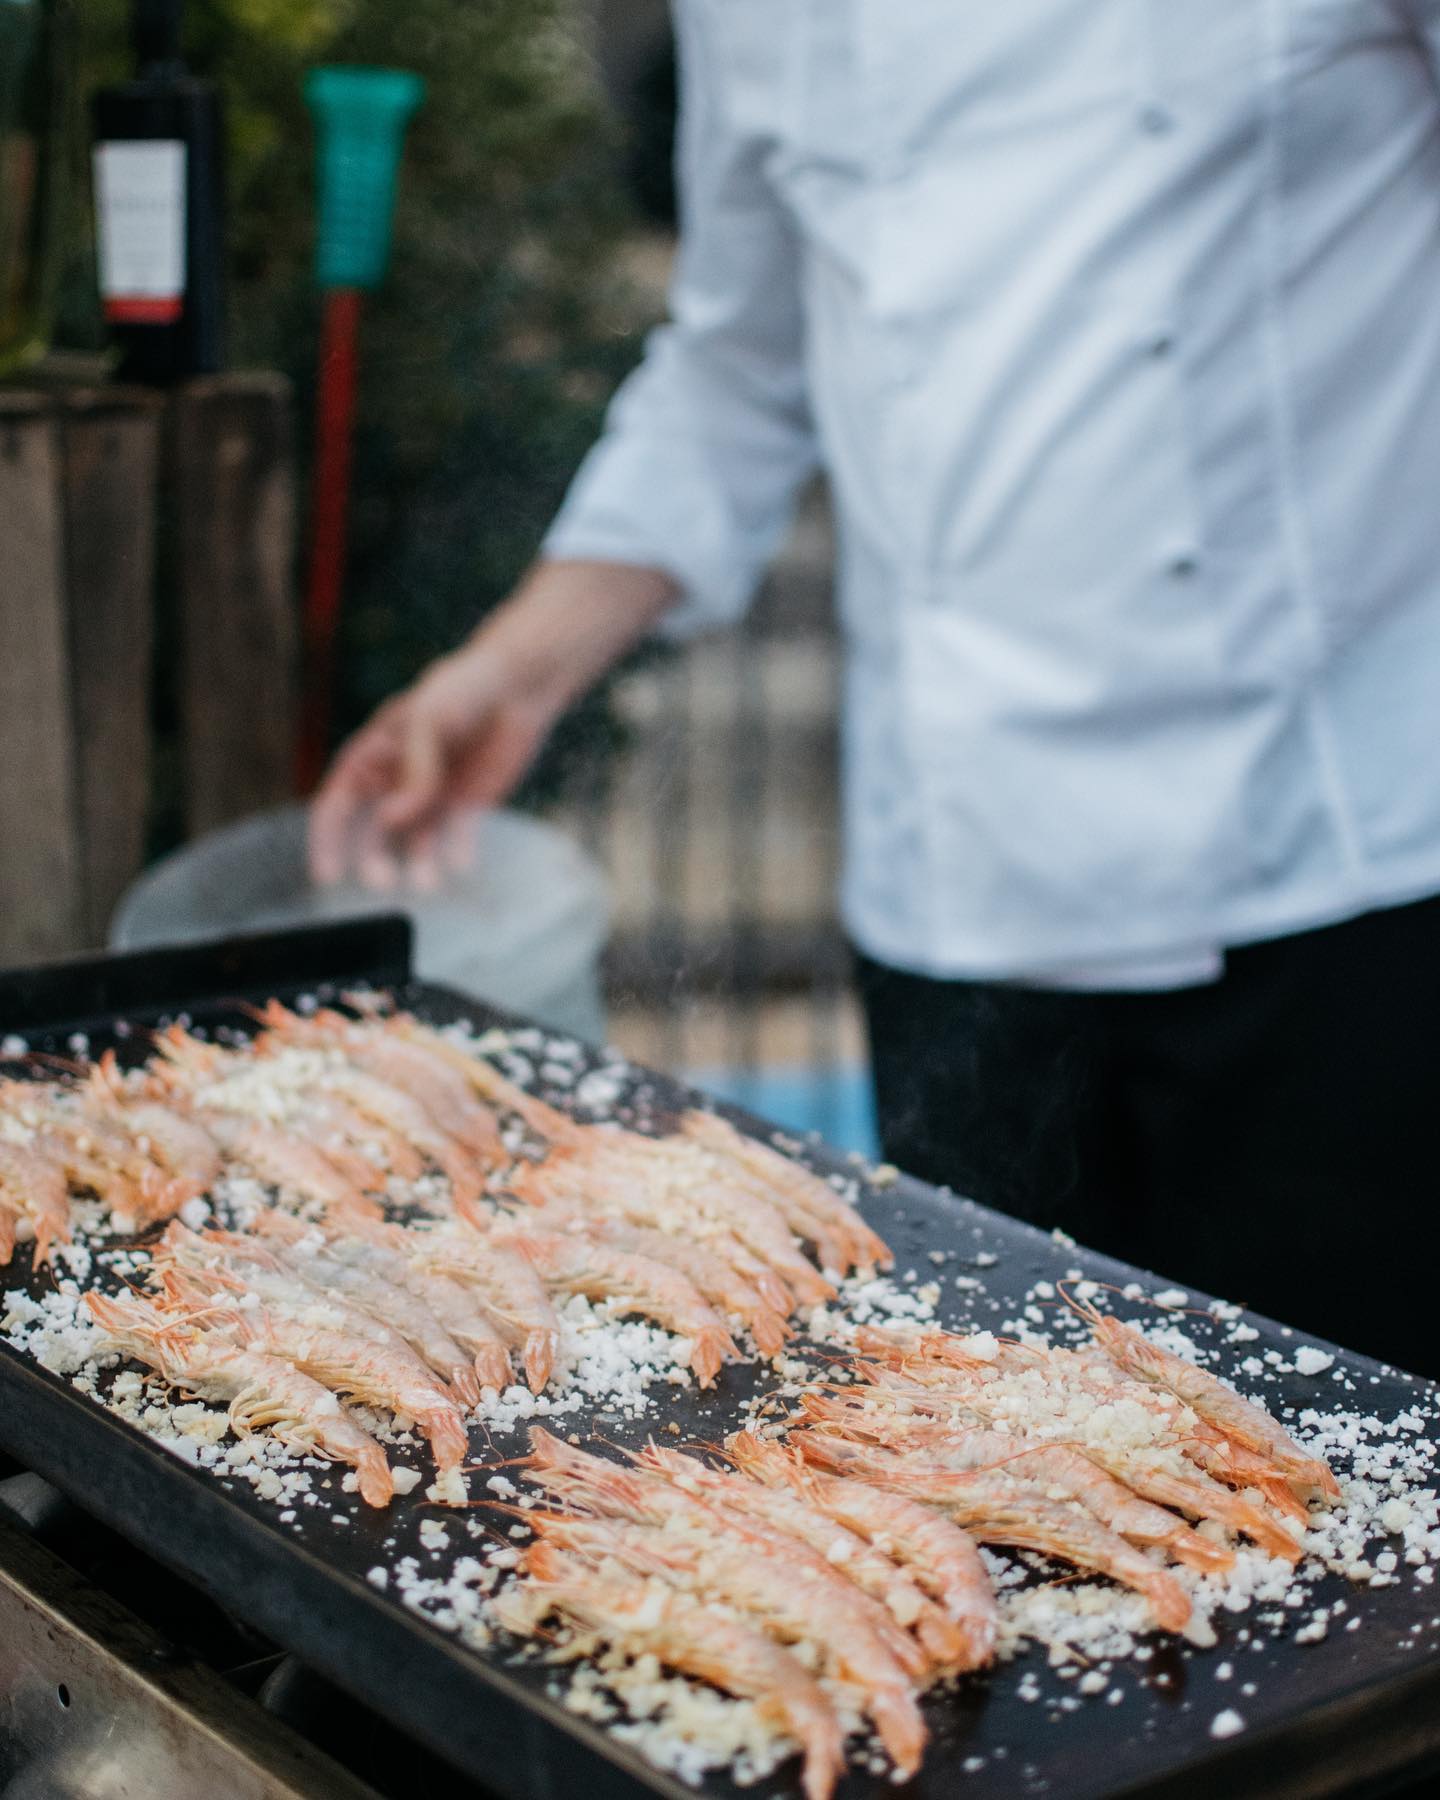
[[1, 919, 1438, 1800]]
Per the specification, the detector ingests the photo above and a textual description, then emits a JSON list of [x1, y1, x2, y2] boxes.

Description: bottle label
[[94, 141, 188, 324]]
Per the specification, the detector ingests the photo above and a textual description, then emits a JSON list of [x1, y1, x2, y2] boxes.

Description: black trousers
[[856, 893, 1440, 1380]]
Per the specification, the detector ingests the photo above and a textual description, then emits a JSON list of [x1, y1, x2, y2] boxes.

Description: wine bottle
[[0, 1, 75, 378], [91, 0, 224, 382]]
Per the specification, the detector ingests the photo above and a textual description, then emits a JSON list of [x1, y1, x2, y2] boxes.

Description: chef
[[312, 2, 1440, 1376]]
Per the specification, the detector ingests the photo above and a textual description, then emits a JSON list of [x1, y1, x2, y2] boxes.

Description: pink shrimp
[[27, 1100, 175, 1231], [0, 1138, 71, 1266], [530, 1510, 926, 1776], [800, 1396, 1233, 1575], [246, 1211, 490, 1403], [508, 1201, 791, 1359], [506, 1154, 800, 1320], [151, 1224, 460, 1389], [384, 1020, 585, 1147], [85, 1052, 222, 1180], [154, 1223, 445, 1373], [849, 1360, 1296, 1562], [727, 1431, 999, 1672], [512, 1543, 844, 1800], [145, 1022, 239, 1086], [633, 1443, 968, 1672], [795, 1434, 1192, 1636], [1076, 1298, 1340, 1503], [576, 1136, 836, 1309], [274, 1208, 515, 1395], [285, 1095, 394, 1189], [521, 1432, 929, 1687], [858, 1342, 1312, 1542], [162, 1283, 468, 1473], [197, 1110, 379, 1216], [680, 1108, 893, 1273], [85, 1291, 393, 1506], [252, 1002, 505, 1161], [506, 1230, 738, 1386], [404, 1221, 560, 1391], [314, 1067, 485, 1209]]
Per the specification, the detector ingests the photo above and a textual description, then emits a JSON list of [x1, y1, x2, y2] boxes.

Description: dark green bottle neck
[[133, 0, 186, 78]]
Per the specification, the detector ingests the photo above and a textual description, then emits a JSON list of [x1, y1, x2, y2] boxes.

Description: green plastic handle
[[306, 66, 424, 290]]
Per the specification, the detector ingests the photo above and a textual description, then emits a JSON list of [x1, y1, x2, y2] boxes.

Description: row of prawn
[[71, 1156, 863, 1503], [497, 1304, 1340, 1800], [2, 1000, 891, 1393]]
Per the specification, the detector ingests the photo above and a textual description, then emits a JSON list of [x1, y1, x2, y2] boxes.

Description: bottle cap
[[306, 67, 425, 290]]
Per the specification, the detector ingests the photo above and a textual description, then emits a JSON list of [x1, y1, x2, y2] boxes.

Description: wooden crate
[[0, 375, 297, 966]]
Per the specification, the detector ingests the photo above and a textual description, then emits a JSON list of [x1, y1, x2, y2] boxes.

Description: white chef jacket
[[544, 0, 1440, 986]]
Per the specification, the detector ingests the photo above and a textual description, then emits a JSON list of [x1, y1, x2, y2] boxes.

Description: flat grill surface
[[1, 924, 1438, 1800]]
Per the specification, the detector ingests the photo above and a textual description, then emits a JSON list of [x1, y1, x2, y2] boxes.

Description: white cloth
[[546, 0, 1440, 987]]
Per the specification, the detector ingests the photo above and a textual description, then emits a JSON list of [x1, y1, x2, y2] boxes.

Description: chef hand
[[308, 558, 678, 890]]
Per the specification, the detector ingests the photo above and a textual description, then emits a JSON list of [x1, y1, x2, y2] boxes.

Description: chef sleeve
[[541, 1, 820, 636], [1406, 3, 1440, 73]]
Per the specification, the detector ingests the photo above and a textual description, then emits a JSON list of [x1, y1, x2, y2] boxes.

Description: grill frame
[[0, 919, 1438, 1800]]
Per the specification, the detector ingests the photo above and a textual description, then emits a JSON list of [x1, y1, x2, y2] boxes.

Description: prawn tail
[[1144, 1569, 1193, 1636], [1169, 1530, 1236, 1576], [750, 1308, 794, 1359], [690, 1324, 740, 1388], [524, 1328, 558, 1394], [473, 1345, 512, 1396], [423, 1409, 469, 1474], [356, 1443, 395, 1509]]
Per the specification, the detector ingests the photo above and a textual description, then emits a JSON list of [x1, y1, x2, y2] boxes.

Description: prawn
[[0, 1139, 71, 1266], [507, 1155, 799, 1320], [510, 1543, 844, 1800], [154, 1223, 449, 1371], [315, 1066, 485, 1209], [85, 1291, 393, 1507], [1075, 1297, 1339, 1503], [727, 1431, 998, 1671], [795, 1434, 1192, 1636], [529, 1510, 926, 1776], [800, 1395, 1232, 1575], [275, 1209, 515, 1395], [197, 1110, 379, 1217], [161, 1281, 468, 1473], [403, 1221, 560, 1392], [633, 1443, 969, 1672], [382, 1018, 584, 1147], [246, 1211, 491, 1403], [505, 1230, 738, 1386], [501, 1201, 789, 1359], [853, 1365, 1301, 1562], [522, 1431, 929, 1692], [253, 1002, 505, 1161], [574, 1136, 836, 1309], [680, 1108, 893, 1274], [858, 1335, 1312, 1539]]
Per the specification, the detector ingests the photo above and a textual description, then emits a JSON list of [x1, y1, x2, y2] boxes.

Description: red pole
[[296, 285, 363, 794]]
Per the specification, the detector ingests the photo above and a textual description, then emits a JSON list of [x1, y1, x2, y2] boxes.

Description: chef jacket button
[[1139, 102, 1175, 135], [1165, 547, 1200, 579], [1145, 327, 1176, 358]]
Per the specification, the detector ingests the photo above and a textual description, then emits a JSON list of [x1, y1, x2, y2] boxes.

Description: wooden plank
[[0, 396, 84, 965], [169, 373, 298, 838], [59, 389, 163, 944]]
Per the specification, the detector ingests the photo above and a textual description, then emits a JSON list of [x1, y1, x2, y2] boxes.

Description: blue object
[[686, 1063, 881, 1162], [306, 66, 424, 289]]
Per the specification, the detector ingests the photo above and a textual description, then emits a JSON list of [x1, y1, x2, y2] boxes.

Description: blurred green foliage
[[69, 0, 649, 814]]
